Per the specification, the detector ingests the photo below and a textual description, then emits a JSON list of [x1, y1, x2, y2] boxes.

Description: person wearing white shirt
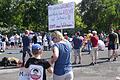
[[37, 33, 42, 45], [10, 35, 15, 48]]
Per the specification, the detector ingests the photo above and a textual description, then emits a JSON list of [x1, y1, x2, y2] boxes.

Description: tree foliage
[[0, 0, 13, 27], [78, 0, 120, 33], [0, 0, 58, 34], [0, 0, 120, 34], [75, 4, 87, 33], [99, 0, 120, 31]]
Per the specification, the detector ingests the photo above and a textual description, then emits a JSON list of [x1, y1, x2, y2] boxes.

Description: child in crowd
[[25, 44, 53, 80]]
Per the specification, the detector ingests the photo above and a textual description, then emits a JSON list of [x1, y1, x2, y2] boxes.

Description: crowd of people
[[18, 29, 120, 80], [0, 28, 120, 80], [0, 31, 52, 52], [20, 30, 74, 80]]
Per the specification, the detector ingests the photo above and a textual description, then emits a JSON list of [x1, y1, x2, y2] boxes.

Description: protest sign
[[48, 2, 75, 30]]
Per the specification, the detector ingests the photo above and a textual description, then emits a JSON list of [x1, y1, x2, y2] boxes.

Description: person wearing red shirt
[[64, 33, 69, 40], [90, 31, 99, 65]]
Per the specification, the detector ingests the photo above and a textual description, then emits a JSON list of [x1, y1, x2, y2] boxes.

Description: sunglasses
[[52, 37, 56, 41]]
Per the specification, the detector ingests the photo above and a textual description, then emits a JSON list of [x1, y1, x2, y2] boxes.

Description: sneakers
[[113, 58, 117, 61], [89, 62, 97, 65], [107, 57, 117, 61], [72, 62, 76, 65], [89, 62, 94, 65], [107, 58, 110, 61], [78, 62, 81, 64]]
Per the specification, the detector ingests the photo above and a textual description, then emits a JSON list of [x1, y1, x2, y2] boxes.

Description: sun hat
[[92, 31, 97, 34]]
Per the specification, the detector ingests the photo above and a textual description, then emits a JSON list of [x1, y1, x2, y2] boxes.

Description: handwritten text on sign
[[48, 2, 75, 30]]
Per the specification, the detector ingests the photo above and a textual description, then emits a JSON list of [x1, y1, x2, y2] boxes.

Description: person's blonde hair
[[51, 31, 64, 40]]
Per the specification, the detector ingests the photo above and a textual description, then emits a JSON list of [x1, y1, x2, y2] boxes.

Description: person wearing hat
[[25, 44, 53, 80], [90, 31, 99, 65], [64, 32, 69, 40]]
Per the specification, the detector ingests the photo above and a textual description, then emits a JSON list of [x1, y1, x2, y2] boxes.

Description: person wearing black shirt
[[22, 30, 32, 66], [32, 34, 37, 44], [108, 29, 118, 61], [25, 44, 53, 80]]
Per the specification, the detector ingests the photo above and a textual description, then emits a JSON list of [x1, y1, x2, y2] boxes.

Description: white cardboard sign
[[48, 2, 75, 30]]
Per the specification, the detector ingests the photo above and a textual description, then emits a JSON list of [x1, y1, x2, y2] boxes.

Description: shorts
[[6, 42, 10, 46], [91, 47, 98, 56], [108, 43, 117, 50], [11, 42, 14, 46], [73, 49, 81, 56], [53, 71, 74, 80]]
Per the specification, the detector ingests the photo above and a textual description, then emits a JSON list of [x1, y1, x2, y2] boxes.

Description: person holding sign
[[51, 31, 74, 80], [25, 44, 53, 80]]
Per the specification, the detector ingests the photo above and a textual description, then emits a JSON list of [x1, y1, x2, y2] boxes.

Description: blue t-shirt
[[72, 36, 83, 49], [22, 35, 31, 48], [53, 41, 72, 76]]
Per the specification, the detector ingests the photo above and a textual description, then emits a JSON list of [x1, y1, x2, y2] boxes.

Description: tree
[[78, 0, 102, 30], [0, 0, 58, 34], [0, 0, 13, 28], [75, 4, 87, 33], [21, 0, 58, 31], [96, 0, 120, 32], [78, 0, 120, 33]]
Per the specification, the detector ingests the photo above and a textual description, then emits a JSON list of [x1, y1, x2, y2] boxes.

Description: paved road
[[0, 47, 120, 80]]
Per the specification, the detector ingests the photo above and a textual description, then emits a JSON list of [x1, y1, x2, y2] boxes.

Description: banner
[[48, 2, 75, 30]]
